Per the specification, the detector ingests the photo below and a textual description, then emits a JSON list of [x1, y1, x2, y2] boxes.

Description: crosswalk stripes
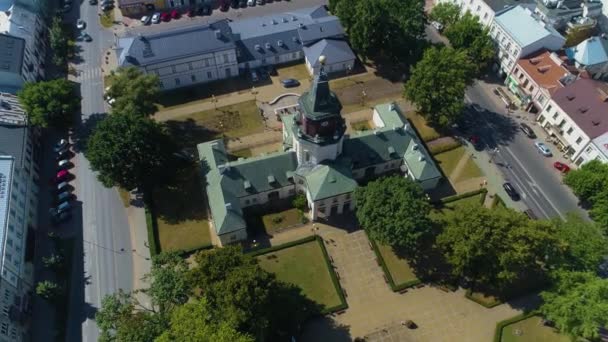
[[76, 68, 102, 82]]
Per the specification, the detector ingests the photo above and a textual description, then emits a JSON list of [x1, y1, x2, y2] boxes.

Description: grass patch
[[329, 72, 378, 90], [117, 188, 131, 207], [100, 10, 115, 28], [153, 164, 212, 253], [376, 243, 419, 286], [276, 63, 310, 81], [261, 208, 304, 233], [351, 120, 372, 131], [156, 76, 254, 109], [434, 146, 466, 178], [257, 239, 343, 311], [429, 139, 461, 155], [406, 112, 442, 142], [499, 315, 569, 342], [454, 157, 483, 183], [466, 290, 502, 308]]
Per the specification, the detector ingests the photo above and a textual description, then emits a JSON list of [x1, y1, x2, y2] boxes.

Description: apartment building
[[490, 5, 566, 75], [565, 35, 608, 80], [534, 0, 603, 29], [536, 78, 608, 165], [439, 0, 535, 26], [0, 2, 47, 93], [0, 93, 40, 341]]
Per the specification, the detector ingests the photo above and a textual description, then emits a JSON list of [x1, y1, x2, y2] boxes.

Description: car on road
[[54, 139, 68, 153], [186, 8, 195, 16], [141, 15, 152, 25], [503, 182, 520, 201], [553, 161, 571, 173], [82, 33, 93, 42], [471, 103, 484, 113], [534, 141, 552, 157], [170, 9, 180, 19], [151, 12, 161, 23], [89, 0, 97, 4], [430, 21, 443, 31], [51, 210, 72, 225], [56, 181, 70, 193], [281, 78, 300, 88], [469, 135, 484, 151], [76, 19, 86, 29], [50, 201, 71, 216], [519, 123, 536, 138], [256, 0, 264, 4], [220, 1, 230, 11]]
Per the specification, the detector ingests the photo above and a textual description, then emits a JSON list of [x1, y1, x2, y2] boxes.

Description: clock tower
[[293, 56, 346, 165]]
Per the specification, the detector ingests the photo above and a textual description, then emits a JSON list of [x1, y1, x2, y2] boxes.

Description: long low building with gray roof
[[115, 5, 355, 90], [197, 62, 441, 246]]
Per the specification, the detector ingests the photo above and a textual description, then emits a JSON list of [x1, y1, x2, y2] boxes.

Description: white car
[[76, 19, 86, 29], [53, 139, 68, 153], [534, 141, 552, 157], [58, 159, 71, 169], [247, 0, 255, 5], [431, 21, 443, 31], [151, 12, 161, 24]]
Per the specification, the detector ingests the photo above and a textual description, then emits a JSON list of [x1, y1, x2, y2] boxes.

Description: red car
[[553, 161, 571, 173], [160, 12, 171, 21], [55, 170, 70, 182], [170, 9, 180, 19]]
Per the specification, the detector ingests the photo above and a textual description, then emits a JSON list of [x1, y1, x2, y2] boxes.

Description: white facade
[[0, 4, 46, 93], [439, 0, 496, 26], [305, 58, 355, 76], [239, 51, 303, 71], [575, 131, 608, 165], [145, 49, 239, 91], [536, 100, 591, 159], [293, 135, 344, 166]]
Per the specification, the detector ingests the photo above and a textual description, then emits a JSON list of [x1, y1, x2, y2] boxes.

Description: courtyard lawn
[[405, 112, 442, 142], [500, 316, 569, 342], [434, 147, 466, 178], [443, 192, 486, 209], [257, 240, 343, 310], [376, 243, 419, 286], [165, 100, 265, 148], [350, 120, 372, 131], [276, 63, 310, 81], [261, 208, 303, 234], [153, 164, 211, 252], [156, 76, 255, 110]]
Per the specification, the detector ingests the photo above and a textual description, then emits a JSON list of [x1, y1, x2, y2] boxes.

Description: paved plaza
[[268, 220, 537, 342]]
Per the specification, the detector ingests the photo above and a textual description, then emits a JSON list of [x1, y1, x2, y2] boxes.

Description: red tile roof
[[517, 50, 570, 93]]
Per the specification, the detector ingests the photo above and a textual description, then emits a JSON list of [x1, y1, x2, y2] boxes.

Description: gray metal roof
[[0, 125, 27, 169], [297, 18, 345, 45], [0, 34, 24, 75], [303, 39, 355, 67], [483, 0, 536, 12], [117, 20, 235, 67]]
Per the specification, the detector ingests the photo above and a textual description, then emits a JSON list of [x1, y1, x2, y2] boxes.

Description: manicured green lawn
[[405, 112, 442, 142], [154, 165, 211, 252], [257, 241, 342, 309], [500, 316, 569, 342], [351, 120, 373, 131], [261, 208, 303, 234], [376, 243, 419, 285], [468, 291, 501, 307], [434, 146, 466, 178], [444, 192, 485, 209]]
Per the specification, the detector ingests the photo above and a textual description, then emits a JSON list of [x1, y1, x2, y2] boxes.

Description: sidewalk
[[125, 193, 152, 305]]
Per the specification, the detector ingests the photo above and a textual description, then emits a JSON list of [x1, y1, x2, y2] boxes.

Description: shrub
[[292, 194, 308, 211]]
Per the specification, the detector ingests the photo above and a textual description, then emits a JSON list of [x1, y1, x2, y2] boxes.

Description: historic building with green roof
[[198, 60, 441, 246]]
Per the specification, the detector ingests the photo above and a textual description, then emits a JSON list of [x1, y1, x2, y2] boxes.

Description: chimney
[[418, 155, 425, 162], [389, 102, 396, 111], [412, 143, 419, 151], [537, 65, 551, 73], [215, 30, 222, 39], [225, 202, 232, 209]]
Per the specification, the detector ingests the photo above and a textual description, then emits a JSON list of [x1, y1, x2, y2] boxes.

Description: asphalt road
[[424, 25, 586, 220], [65, 3, 135, 342]]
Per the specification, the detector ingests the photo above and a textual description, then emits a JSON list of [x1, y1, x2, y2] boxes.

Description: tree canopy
[[17, 79, 79, 128], [49, 16, 70, 66], [334, 0, 426, 63], [540, 270, 608, 340], [143, 252, 190, 314], [429, 2, 461, 27], [86, 113, 176, 190], [552, 213, 608, 272], [436, 203, 561, 289], [444, 12, 495, 77], [563, 160, 608, 231], [404, 46, 475, 127], [355, 176, 432, 251], [107, 67, 160, 116]]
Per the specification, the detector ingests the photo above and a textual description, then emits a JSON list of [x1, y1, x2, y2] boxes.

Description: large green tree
[[540, 270, 608, 340], [553, 213, 608, 272], [49, 16, 69, 66], [563, 159, 608, 202], [35, 280, 61, 301], [335, 0, 426, 63], [355, 176, 432, 251], [17, 79, 79, 128], [429, 2, 461, 27], [156, 298, 254, 342], [436, 203, 561, 289], [444, 12, 495, 77], [107, 67, 160, 116], [86, 113, 176, 190], [143, 252, 190, 314], [404, 46, 475, 127]]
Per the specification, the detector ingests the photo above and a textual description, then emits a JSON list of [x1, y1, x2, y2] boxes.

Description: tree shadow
[[164, 118, 221, 152], [458, 106, 519, 147], [298, 316, 352, 342], [71, 112, 108, 154]]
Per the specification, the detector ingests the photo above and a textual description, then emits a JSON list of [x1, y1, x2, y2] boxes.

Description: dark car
[[231, 0, 239, 8], [55, 149, 70, 161], [89, 0, 97, 4], [503, 182, 520, 201], [281, 78, 300, 88], [186, 8, 195, 16], [101, 3, 113, 11], [519, 123, 536, 138], [239, 0, 247, 7], [220, 0, 230, 11], [52, 211, 72, 226], [197, 5, 211, 15]]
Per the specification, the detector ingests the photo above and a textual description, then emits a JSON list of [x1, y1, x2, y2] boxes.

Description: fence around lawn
[[493, 311, 539, 342]]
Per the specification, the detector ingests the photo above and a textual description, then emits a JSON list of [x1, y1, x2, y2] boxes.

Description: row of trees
[[563, 159, 608, 231], [355, 176, 608, 339], [405, 4, 495, 127], [97, 248, 318, 342]]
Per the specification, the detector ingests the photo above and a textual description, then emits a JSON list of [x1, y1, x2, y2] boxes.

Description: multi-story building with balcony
[[439, 0, 536, 27]]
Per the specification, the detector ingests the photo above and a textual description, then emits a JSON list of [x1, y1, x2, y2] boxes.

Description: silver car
[[151, 12, 161, 24], [534, 141, 552, 157]]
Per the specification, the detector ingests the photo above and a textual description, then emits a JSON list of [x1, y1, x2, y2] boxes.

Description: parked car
[[56, 191, 73, 204], [50, 201, 71, 216], [256, 0, 264, 4], [469, 135, 484, 151], [56, 170, 70, 182], [151, 12, 161, 23], [160, 12, 171, 21], [51, 210, 72, 225], [251, 70, 259, 82], [519, 123, 536, 138], [197, 5, 211, 15], [80, 32, 93, 42], [534, 141, 552, 157], [503, 182, 520, 201], [239, 0, 247, 7], [59, 3, 72, 13], [56, 149, 70, 161], [247, 0, 255, 6], [220, 1, 230, 11], [170, 9, 180, 19], [89, 0, 97, 4], [281, 78, 300, 88], [430, 21, 443, 31], [186, 8, 195, 16], [76, 19, 86, 29], [58, 159, 71, 170], [231, 0, 240, 8], [56, 181, 70, 193], [141, 15, 152, 25], [54, 139, 68, 153], [101, 3, 113, 11], [553, 161, 571, 173]]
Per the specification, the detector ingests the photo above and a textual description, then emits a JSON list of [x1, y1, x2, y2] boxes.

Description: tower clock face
[[321, 121, 329, 127]]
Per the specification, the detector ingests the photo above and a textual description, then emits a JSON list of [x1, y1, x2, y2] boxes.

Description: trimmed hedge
[[491, 195, 506, 208], [437, 188, 488, 205], [176, 243, 214, 258], [144, 201, 160, 257], [249, 235, 348, 314], [429, 140, 462, 155], [369, 239, 422, 292], [493, 311, 539, 342], [465, 289, 502, 308]]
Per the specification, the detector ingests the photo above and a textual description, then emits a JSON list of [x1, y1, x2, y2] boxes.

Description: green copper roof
[[298, 69, 342, 120], [297, 163, 357, 201], [281, 114, 296, 149], [374, 103, 406, 128]]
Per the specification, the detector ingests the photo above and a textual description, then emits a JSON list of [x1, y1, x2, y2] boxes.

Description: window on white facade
[[159, 81, 164, 89], [191, 75, 196, 82], [552, 112, 559, 120], [567, 127, 573, 135], [175, 78, 180, 86], [207, 71, 212, 79], [483, 13, 488, 19], [586, 146, 593, 153], [476, 5, 480, 11], [576, 137, 583, 145], [223, 54, 229, 63]]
